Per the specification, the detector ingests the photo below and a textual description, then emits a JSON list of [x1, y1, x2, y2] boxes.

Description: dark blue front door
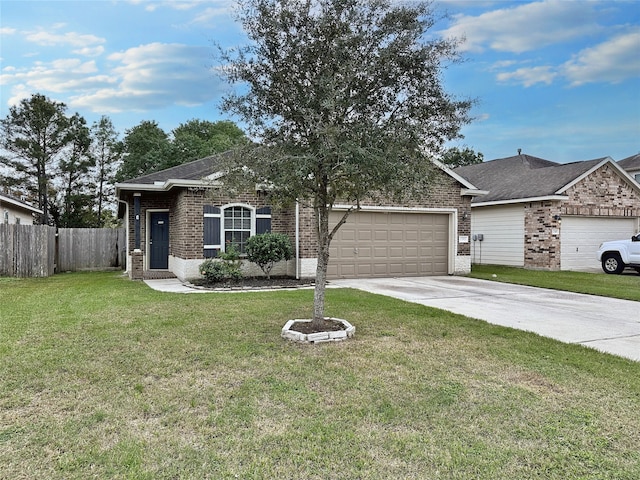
[[150, 212, 169, 269]]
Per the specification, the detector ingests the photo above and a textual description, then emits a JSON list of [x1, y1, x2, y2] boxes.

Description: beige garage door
[[327, 211, 449, 279]]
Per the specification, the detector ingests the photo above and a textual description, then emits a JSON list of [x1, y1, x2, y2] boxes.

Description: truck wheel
[[602, 253, 625, 274]]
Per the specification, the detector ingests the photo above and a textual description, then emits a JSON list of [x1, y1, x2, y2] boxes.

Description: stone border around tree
[[281, 318, 356, 344]]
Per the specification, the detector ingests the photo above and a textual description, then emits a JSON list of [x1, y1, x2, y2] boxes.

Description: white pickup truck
[[596, 233, 640, 274]]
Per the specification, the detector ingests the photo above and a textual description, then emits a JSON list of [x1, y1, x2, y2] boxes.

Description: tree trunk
[[312, 203, 331, 330]]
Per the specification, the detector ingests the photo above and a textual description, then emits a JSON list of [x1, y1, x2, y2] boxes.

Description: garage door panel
[[405, 231, 419, 242], [561, 216, 637, 271], [328, 211, 449, 279], [374, 264, 388, 274], [404, 263, 419, 274], [357, 265, 372, 275], [374, 230, 388, 241], [389, 230, 403, 241]]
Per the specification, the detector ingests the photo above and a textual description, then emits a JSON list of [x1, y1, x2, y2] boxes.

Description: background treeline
[[0, 93, 481, 228], [0, 93, 247, 227]]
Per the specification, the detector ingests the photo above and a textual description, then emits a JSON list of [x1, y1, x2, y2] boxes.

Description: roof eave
[[432, 158, 482, 191], [0, 195, 43, 214], [116, 178, 222, 197]]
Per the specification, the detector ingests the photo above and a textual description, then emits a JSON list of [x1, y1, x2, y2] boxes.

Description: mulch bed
[[290, 318, 347, 334], [191, 276, 315, 290]]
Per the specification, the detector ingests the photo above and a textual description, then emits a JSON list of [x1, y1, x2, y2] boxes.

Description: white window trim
[[221, 203, 255, 253]]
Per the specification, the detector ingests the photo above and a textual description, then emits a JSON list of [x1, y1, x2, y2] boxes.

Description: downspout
[[295, 201, 300, 279]]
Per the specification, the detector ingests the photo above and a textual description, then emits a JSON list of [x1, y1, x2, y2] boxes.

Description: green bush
[[245, 233, 293, 279], [199, 244, 243, 283]]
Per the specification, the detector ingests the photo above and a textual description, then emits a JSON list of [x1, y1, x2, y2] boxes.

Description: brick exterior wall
[[522, 164, 640, 270], [524, 201, 562, 270], [122, 166, 472, 276], [561, 163, 640, 217]]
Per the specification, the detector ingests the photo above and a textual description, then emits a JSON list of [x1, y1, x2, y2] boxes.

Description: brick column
[[130, 249, 144, 280]]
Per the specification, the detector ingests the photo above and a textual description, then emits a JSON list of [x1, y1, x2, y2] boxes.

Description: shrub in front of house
[[245, 233, 293, 279], [199, 244, 243, 283]]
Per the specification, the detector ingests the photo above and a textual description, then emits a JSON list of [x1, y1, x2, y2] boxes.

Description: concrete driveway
[[330, 276, 640, 362]]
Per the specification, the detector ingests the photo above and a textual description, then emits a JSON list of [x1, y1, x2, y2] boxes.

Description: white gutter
[[472, 195, 569, 208]]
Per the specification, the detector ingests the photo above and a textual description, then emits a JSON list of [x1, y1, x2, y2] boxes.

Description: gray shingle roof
[[618, 153, 640, 171], [453, 154, 607, 203], [121, 154, 225, 185]]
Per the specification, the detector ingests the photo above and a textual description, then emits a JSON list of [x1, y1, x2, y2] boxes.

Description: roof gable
[[453, 154, 636, 204]]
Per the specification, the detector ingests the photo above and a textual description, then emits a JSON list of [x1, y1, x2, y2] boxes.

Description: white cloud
[[562, 30, 640, 86], [1, 27, 17, 35], [1, 58, 113, 93], [73, 46, 105, 57], [441, 0, 600, 53], [493, 28, 640, 88], [497, 66, 557, 87], [70, 42, 224, 113], [25, 30, 106, 48], [190, 5, 235, 25]]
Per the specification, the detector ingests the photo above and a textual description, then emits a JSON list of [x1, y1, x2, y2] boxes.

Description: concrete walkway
[[145, 276, 640, 362], [331, 276, 640, 362]]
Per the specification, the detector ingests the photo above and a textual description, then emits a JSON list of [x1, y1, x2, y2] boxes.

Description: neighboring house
[[454, 154, 640, 272], [0, 193, 42, 225], [116, 155, 485, 281], [618, 153, 640, 183]]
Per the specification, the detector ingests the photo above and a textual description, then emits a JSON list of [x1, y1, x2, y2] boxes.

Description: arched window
[[203, 204, 272, 257], [224, 205, 252, 253]]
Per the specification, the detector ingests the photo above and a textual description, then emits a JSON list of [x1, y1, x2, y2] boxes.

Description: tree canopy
[[441, 146, 484, 168], [0, 94, 72, 224], [0, 94, 127, 227], [115, 119, 247, 181], [219, 0, 473, 326]]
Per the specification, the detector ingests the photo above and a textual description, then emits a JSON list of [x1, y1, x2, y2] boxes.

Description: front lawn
[[1, 272, 639, 479], [469, 264, 640, 302]]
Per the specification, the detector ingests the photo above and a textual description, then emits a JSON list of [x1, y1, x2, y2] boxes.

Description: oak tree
[[219, 0, 472, 327]]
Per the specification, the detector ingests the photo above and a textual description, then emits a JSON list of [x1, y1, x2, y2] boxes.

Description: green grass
[[1, 272, 639, 479], [469, 264, 640, 301]]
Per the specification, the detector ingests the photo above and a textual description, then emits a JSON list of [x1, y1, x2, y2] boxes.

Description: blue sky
[[1, 0, 639, 163]]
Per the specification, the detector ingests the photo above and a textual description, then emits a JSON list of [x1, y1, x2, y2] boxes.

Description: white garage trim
[[560, 216, 638, 272], [331, 205, 457, 278]]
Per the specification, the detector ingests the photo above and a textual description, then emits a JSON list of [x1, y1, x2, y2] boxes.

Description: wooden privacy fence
[[0, 224, 56, 277], [0, 225, 126, 277]]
